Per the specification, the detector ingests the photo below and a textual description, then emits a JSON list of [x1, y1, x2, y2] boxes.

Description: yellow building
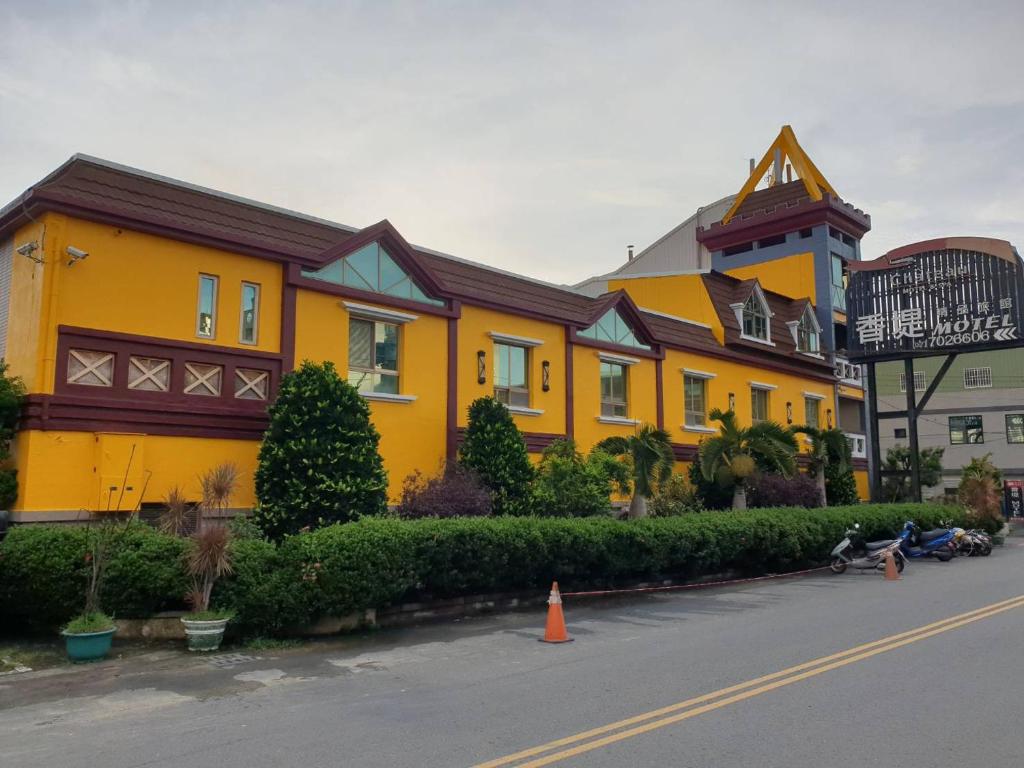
[[0, 155, 854, 521]]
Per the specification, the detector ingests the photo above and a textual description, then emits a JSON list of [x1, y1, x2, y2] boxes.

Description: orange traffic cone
[[540, 581, 573, 643], [884, 551, 901, 581]]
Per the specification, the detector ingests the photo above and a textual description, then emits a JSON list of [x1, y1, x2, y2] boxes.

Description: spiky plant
[[790, 425, 851, 507], [698, 409, 798, 510], [595, 424, 675, 518], [158, 485, 193, 536], [186, 525, 233, 614], [198, 463, 238, 531]]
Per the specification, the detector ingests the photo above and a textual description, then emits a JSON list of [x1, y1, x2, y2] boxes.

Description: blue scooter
[[898, 521, 955, 562]]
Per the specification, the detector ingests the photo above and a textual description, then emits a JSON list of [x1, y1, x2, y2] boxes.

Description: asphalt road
[[3, 535, 1023, 768]]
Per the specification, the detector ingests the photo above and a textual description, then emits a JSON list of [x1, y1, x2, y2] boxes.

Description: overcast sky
[[2, 1, 1022, 284]]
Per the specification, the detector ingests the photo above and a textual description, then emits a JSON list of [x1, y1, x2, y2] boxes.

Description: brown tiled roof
[[727, 180, 825, 222], [1, 155, 833, 379], [701, 271, 832, 372]]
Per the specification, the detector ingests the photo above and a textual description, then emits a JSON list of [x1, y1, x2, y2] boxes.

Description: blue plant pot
[[63, 628, 116, 663]]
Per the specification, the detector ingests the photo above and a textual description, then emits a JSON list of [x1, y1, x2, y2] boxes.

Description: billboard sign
[[846, 238, 1024, 362], [1006, 480, 1023, 519]]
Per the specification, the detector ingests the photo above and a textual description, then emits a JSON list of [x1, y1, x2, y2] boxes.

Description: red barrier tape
[[560, 565, 832, 598]]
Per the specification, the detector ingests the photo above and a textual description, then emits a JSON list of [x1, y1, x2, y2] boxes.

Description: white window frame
[[787, 305, 822, 356], [729, 283, 775, 346], [750, 384, 772, 424], [493, 341, 532, 409], [239, 281, 260, 345], [899, 371, 926, 393], [962, 366, 992, 389], [196, 274, 219, 339]]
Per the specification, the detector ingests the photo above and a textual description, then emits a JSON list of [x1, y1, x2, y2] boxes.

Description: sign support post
[[903, 358, 922, 503], [866, 361, 882, 502]]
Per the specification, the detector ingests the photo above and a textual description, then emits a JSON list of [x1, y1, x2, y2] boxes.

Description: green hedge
[[0, 504, 978, 635]]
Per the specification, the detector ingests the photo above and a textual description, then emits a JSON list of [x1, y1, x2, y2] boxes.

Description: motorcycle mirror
[[854, 523, 860, 529]]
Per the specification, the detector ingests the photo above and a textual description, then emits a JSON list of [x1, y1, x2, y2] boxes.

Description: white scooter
[[830, 523, 906, 574]]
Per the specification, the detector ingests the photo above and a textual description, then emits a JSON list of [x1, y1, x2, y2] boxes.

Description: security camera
[[66, 246, 89, 266]]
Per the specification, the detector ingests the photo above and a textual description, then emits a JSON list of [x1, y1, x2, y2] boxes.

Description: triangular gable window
[[302, 241, 444, 306], [579, 308, 650, 350]]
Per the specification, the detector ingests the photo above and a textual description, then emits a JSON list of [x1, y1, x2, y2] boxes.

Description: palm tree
[[791, 426, 850, 507], [596, 424, 675, 518], [698, 409, 798, 510]]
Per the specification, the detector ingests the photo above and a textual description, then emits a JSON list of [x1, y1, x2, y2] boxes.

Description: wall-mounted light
[[476, 350, 486, 384], [826, 408, 833, 428], [542, 361, 550, 392], [786, 401, 793, 424], [728, 392, 735, 411]]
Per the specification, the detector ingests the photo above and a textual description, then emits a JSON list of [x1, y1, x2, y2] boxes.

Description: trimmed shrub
[[748, 473, 823, 509], [458, 397, 534, 515], [688, 458, 733, 510], [0, 524, 188, 631], [649, 474, 703, 516], [0, 503, 971, 636], [396, 464, 492, 518], [531, 440, 624, 518], [826, 460, 860, 506], [254, 361, 388, 539]]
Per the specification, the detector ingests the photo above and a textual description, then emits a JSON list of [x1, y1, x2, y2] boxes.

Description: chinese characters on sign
[[1006, 480, 1023, 519], [847, 248, 1024, 361]]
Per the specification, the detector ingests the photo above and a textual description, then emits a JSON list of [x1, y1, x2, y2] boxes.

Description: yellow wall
[[15, 430, 259, 512], [855, 469, 870, 501], [6, 218, 52, 391], [294, 288, 448, 502], [457, 305, 566, 435], [51, 218, 283, 362], [726, 251, 816, 303], [607, 274, 723, 341], [571, 346, 658, 452]]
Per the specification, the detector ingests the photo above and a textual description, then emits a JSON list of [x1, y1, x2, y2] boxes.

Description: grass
[[0, 642, 65, 673], [244, 636, 302, 652]]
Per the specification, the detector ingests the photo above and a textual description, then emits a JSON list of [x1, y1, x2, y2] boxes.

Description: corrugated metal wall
[[0, 238, 12, 360]]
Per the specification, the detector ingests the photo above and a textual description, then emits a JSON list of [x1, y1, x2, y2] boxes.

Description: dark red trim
[[288, 263, 458, 319], [852, 458, 869, 471], [53, 327, 281, 428], [564, 334, 574, 440], [655, 358, 665, 430], [697, 196, 871, 251], [569, 333, 663, 360], [281, 265, 297, 371], [454, 427, 563, 454], [23, 394, 269, 440], [446, 314, 458, 460], [670, 443, 699, 462], [581, 289, 660, 347], [307, 219, 448, 297]]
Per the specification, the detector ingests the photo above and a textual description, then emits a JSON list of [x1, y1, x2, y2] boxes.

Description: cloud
[[1, 1, 1023, 282]]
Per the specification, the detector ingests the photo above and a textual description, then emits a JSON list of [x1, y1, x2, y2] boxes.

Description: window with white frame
[[796, 308, 819, 353], [196, 275, 218, 338], [742, 294, 769, 340], [963, 367, 992, 389], [240, 282, 260, 344], [67, 349, 114, 387], [184, 362, 222, 396], [348, 318, 399, 395], [684, 375, 707, 427], [493, 343, 529, 407], [600, 361, 628, 417], [127, 356, 170, 392], [751, 387, 770, 424], [899, 371, 926, 393], [804, 396, 820, 429]]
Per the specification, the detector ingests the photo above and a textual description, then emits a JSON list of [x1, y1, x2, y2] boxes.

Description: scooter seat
[[865, 540, 894, 551], [919, 529, 947, 542]]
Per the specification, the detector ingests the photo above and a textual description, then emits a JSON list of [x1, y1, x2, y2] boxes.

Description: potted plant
[[62, 516, 125, 662], [181, 464, 237, 651]]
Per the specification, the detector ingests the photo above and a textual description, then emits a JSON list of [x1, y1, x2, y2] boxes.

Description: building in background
[[577, 126, 872, 473], [0, 149, 852, 520]]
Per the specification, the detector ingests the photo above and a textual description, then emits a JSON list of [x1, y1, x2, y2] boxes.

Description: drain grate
[[204, 652, 260, 669]]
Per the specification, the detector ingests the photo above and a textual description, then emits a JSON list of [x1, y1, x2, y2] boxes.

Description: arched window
[[301, 241, 444, 307]]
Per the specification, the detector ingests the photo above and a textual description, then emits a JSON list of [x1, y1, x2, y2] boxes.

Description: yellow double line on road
[[473, 594, 1024, 768]]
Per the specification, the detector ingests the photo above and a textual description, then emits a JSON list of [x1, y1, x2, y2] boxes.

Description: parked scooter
[[957, 528, 993, 557], [830, 523, 906, 574], [898, 521, 955, 562]]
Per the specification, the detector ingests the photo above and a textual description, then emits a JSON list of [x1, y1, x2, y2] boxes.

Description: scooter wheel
[[935, 550, 953, 562], [829, 556, 847, 574], [895, 556, 906, 574], [979, 544, 992, 556]]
